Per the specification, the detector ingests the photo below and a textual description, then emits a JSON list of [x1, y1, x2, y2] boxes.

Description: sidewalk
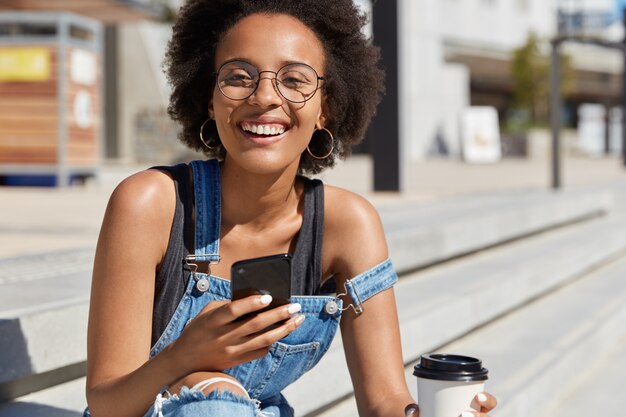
[[321, 154, 626, 200], [2, 155, 626, 260]]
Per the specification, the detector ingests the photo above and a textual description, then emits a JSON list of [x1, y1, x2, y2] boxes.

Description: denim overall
[[85, 159, 398, 417]]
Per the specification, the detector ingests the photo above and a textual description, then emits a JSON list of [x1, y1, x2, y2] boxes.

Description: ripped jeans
[[147, 378, 294, 417]]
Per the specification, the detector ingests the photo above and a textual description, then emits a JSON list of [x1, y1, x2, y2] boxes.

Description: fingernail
[[461, 412, 475, 417], [477, 393, 487, 402], [287, 303, 302, 314], [295, 314, 305, 325], [260, 294, 272, 305]]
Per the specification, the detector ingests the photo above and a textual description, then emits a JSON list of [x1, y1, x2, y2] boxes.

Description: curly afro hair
[[165, 0, 385, 174]]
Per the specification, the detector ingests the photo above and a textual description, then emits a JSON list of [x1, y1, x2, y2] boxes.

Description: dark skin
[[85, 13, 497, 417]]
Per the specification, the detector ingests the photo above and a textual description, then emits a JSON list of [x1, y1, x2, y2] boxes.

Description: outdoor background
[[1, 1, 626, 416]]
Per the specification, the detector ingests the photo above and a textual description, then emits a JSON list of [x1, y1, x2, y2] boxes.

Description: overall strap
[[342, 259, 398, 315], [189, 160, 221, 263]]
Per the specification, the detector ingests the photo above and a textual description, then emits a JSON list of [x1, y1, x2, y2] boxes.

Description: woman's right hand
[[169, 295, 305, 373]]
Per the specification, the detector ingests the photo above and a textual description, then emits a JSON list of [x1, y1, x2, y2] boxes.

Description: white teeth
[[242, 123, 286, 136]]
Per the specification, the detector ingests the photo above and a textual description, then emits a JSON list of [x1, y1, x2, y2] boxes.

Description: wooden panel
[[0, 135, 56, 146], [0, 145, 57, 164], [0, 46, 58, 150], [0, 103, 58, 119], [0, 0, 153, 23], [67, 130, 95, 140], [0, 82, 57, 96], [0, 117, 57, 131], [68, 129, 96, 140], [0, 96, 57, 107], [68, 144, 99, 165], [0, 143, 98, 165], [0, 45, 101, 167], [0, 127, 57, 136]]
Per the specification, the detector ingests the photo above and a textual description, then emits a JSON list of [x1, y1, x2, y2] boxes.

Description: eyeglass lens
[[217, 61, 320, 103]]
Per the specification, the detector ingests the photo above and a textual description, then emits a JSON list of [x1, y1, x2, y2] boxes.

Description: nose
[[249, 76, 283, 106]]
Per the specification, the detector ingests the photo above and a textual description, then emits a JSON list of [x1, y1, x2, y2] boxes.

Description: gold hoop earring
[[307, 127, 335, 160], [199, 118, 222, 152]]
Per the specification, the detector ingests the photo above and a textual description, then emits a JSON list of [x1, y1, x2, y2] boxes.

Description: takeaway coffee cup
[[413, 353, 488, 417]]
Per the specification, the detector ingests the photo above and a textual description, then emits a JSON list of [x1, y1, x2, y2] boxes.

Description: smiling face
[[211, 13, 326, 175]]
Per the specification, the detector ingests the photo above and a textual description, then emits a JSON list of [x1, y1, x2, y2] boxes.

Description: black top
[[150, 163, 327, 346]]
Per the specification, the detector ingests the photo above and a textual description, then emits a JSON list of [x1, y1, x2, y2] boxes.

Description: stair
[[315, 251, 626, 417], [0, 187, 621, 417], [291, 210, 626, 416], [539, 333, 626, 417]]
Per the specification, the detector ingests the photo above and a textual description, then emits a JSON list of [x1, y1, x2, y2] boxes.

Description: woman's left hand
[[460, 391, 498, 416]]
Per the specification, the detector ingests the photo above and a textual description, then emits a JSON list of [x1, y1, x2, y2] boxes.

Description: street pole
[[550, 39, 562, 189], [622, 8, 626, 166], [371, 0, 400, 191], [605, 100, 611, 155]]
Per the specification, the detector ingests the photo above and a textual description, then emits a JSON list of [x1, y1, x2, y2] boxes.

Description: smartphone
[[231, 253, 292, 318]]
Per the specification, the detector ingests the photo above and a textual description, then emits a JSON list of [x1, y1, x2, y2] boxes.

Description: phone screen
[[231, 253, 292, 314]]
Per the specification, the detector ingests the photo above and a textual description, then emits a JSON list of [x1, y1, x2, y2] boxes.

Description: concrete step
[[284, 211, 626, 415], [0, 248, 94, 327], [9, 316, 626, 417], [3, 211, 626, 415], [0, 378, 85, 417], [379, 188, 611, 273], [538, 333, 626, 417], [315, 246, 626, 417], [441, 254, 626, 417], [0, 250, 93, 388], [0, 188, 610, 400]]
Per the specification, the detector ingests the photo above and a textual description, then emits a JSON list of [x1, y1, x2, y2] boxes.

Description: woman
[[85, 1, 497, 416]]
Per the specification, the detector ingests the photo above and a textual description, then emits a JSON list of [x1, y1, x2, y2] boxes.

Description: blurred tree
[[150, 0, 178, 22], [511, 32, 572, 124]]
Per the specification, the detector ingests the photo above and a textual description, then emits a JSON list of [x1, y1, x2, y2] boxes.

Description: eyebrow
[[218, 58, 315, 69]]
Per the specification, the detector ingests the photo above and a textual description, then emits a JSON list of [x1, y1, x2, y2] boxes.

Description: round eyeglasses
[[216, 60, 325, 104]]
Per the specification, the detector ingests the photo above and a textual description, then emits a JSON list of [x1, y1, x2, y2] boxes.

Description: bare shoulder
[[108, 168, 175, 216], [324, 185, 382, 230], [99, 168, 177, 264], [323, 185, 388, 280]]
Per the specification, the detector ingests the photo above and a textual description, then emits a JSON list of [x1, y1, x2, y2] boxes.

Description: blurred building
[[0, 0, 157, 21], [0, 0, 170, 185], [2, 0, 623, 168], [393, 0, 622, 161]]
